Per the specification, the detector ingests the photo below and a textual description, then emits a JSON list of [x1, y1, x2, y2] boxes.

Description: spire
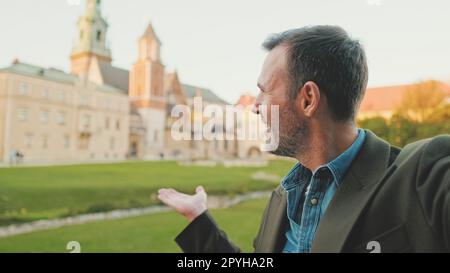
[[138, 22, 162, 62], [141, 22, 161, 45], [71, 0, 111, 75]]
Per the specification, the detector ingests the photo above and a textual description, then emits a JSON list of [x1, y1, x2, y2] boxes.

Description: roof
[[98, 61, 129, 93], [0, 61, 77, 84], [141, 23, 161, 44], [235, 93, 256, 107], [0, 60, 125, 96], [165, 72, 187, 105], [182, 84, 228, 104], [359, 81, 450, 113]]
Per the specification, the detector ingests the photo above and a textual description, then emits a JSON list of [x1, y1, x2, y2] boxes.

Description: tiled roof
[[182, 84, 228, 104], [0, 61, 77, 84], [235, 93, 256, 107], [98, 61, 129, 94], [359, 81, 450, 113], [0, 61, 125, 95], [165, 72, 187, 105], [141, 23, 161, 44]]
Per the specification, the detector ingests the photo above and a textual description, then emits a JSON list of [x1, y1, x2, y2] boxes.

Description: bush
[[358, 113, 449, 147]]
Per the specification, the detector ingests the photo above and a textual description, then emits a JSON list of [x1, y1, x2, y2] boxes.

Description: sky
[[0, 0, 449, 103]]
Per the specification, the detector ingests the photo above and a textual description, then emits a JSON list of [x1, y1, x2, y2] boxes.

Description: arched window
[[96, 30, 102, 42]]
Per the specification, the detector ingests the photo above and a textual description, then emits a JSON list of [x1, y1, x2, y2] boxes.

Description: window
[[83, 114, 91, 129], [153, 131, 158, 142], [116, 120, 120, 131], [25, 134, 33, 148], [63, 135, 70, 149], [78, 133, 90, 150], [57, 112, 66, 125], [42, 88, 49, 99], [18, 108, 28, 121], [42, 135, 48, 149], [96, 30, 102, 42], [19, 82, 30, 96], [60, 91, 66, 102], [40, 111, 49, 124]]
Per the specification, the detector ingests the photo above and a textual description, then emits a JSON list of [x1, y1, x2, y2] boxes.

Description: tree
[[358, 80, 449, 147], [358, 116, 389, 138], [387, 114, 419, 147], [396, 80, 448, 122]]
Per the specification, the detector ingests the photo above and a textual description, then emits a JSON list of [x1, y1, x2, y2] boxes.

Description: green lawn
[[0, 197, 269, 253], [0, 160, 294, 226]]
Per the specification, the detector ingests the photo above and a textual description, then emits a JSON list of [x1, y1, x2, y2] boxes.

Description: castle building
[[0, 0, 260, 164], [3, 1, 450, 165]]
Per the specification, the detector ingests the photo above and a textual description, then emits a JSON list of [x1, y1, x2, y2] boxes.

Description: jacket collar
[[311, 129, 394, 252]]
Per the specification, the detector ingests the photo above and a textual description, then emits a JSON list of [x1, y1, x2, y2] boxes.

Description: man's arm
[[158, 186, 241, 253], [415, 135, 450, 250], [175, 210, 241, 253]]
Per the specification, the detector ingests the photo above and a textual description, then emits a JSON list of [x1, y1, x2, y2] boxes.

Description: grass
[[0, 197, 269, 253], [0, 160, 294, 226]]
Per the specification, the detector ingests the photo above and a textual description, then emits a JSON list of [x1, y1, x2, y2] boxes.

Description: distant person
[[16, 151, 24, 164], [9, 149, 17, 165], [158, 25, 450, 253]]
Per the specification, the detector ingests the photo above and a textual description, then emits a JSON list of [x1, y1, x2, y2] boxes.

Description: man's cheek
[[260, 104, 280, 130]]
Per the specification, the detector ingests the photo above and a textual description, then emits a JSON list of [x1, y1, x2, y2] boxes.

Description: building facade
[[0, 0, 263, 164], [0, 62, 130, 163]]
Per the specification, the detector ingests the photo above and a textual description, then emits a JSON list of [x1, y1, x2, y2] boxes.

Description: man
[[158, 25, 450, 253]]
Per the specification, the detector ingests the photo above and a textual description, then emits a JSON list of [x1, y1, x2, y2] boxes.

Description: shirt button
[[311, 198, 318, 206]]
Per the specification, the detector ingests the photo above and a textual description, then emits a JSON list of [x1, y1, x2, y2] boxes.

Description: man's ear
[[296, 81, 320, 118]]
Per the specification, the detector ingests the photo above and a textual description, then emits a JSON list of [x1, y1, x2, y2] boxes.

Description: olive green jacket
[[175, 130, 450, 253]]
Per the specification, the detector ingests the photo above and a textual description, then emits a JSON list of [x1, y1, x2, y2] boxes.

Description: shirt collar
[[327, 128, 366, 184], [280, 161, 303, 190]]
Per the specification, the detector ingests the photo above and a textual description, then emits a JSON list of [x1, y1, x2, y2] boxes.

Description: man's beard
[[270, 103, 309, 158]]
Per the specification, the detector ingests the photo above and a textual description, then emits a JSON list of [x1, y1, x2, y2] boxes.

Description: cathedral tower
[[129, 23, 166, 159], [70, 0, 112, 77]]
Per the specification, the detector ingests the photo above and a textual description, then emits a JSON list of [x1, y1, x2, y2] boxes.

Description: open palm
[[157, 186, 207, 222]]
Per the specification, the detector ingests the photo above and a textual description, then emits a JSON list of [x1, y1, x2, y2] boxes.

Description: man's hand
[[157, 186, 208, 222]]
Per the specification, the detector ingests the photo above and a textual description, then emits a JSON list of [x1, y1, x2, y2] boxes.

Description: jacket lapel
[[256, 188, 289, 253], [311, 130, 393, 252]]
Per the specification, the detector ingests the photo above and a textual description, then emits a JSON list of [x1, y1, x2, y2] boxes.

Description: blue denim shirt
[[281, 129, 366, 253]]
